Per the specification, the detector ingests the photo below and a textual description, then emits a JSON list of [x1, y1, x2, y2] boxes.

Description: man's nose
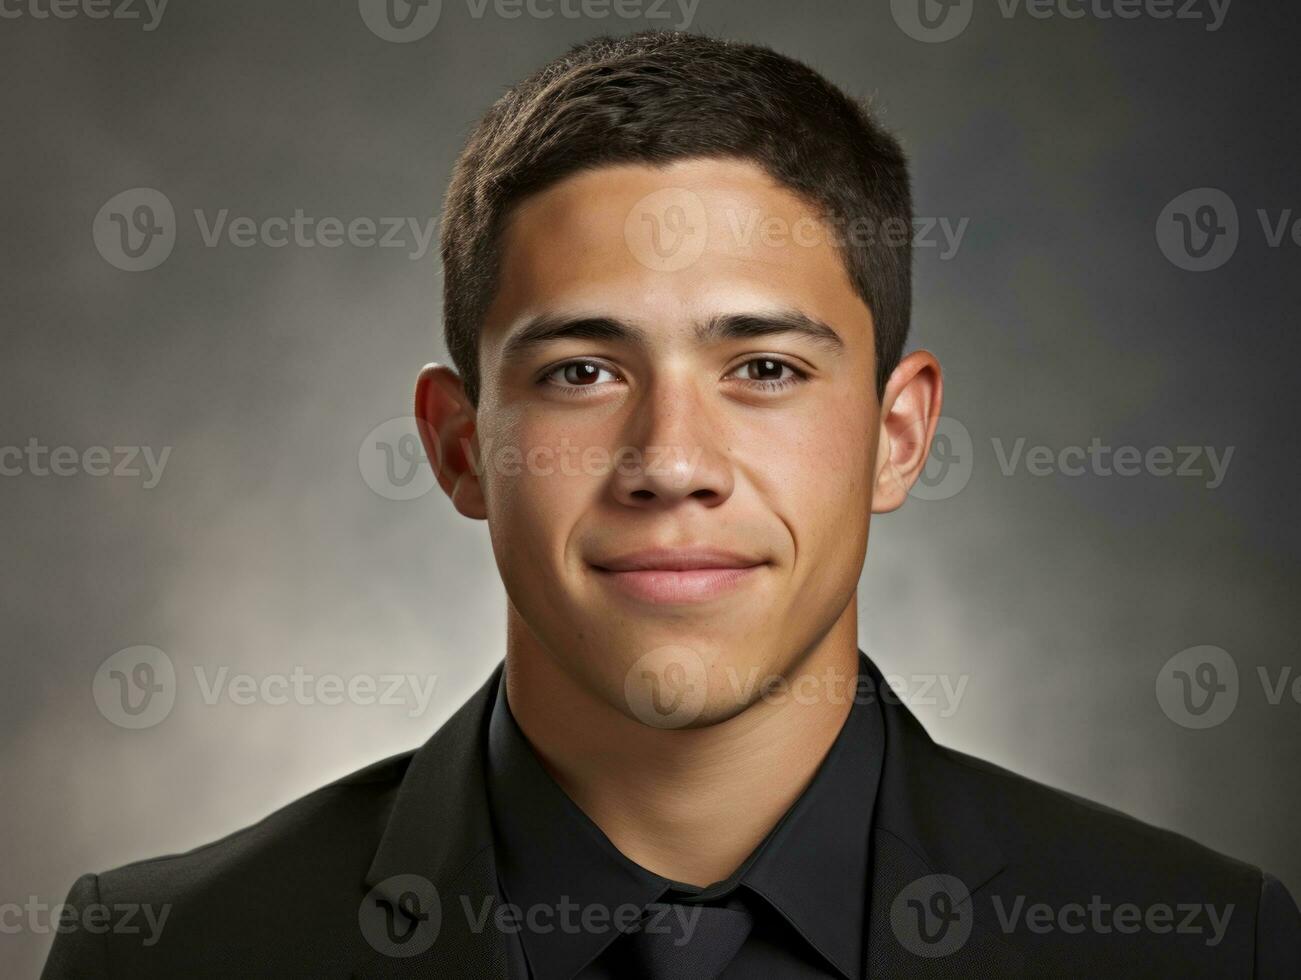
[[607, 382, 735, 510]]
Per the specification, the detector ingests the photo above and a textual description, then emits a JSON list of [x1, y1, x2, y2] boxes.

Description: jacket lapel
[[350, 653, 1028, 978], [864, 654, 1025, 977], [352, 663, 510, 979]]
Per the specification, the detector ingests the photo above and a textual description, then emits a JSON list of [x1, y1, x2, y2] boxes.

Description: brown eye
[[540, 360, 622, 393], [563, 362, 603, 385], [726, 357, 807, 390], [744, 358, 788, 381]]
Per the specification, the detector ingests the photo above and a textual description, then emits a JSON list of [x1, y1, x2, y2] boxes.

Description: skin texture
[[416, 157, 942, 885]]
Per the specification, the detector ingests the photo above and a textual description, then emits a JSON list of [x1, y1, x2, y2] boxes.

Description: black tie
[[607, 896, 754, 980]]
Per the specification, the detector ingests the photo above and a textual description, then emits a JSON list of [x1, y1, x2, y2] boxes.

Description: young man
[[45, 30, 1297, 979]]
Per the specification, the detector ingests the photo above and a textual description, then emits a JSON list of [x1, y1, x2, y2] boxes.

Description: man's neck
[[502, 611, 861, 887]]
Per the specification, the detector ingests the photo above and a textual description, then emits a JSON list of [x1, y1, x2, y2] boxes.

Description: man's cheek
[[492, 474, 584, 566]]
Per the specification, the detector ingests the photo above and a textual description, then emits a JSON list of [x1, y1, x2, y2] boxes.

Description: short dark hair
[[440, 30, 912, 406]]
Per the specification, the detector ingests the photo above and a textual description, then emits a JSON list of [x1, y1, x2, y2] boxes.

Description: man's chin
[[605, 641, 790, 731]]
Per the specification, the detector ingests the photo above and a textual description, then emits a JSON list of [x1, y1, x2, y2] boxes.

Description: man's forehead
[[500, 157, 817, 248], [484, 158, 870, 347]]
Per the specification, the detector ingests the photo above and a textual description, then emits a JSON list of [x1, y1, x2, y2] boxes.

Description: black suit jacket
[[43, 655, 1298, 978]]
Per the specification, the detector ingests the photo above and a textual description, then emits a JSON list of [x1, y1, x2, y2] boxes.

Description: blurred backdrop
[[3, 0, 1298, 973]]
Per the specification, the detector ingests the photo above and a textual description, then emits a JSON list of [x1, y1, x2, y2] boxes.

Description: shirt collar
[[483, 649, 885, 980]]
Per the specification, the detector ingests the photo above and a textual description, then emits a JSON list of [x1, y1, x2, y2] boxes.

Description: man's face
[[470, 158, 885, 726]]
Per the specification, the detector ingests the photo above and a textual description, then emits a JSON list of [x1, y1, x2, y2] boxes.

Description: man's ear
[[871, 350, 943, 514], [414, 363, 487, 520]]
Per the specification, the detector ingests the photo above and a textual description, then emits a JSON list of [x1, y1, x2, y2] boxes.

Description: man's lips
[[588, 548, 768, 603], [590, 547, 766, 572]]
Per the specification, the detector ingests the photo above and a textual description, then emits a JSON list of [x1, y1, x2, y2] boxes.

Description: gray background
[[3, 0, 1298, 973]]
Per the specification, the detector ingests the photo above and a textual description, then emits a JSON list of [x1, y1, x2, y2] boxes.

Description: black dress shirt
[[483, 654, 886, 980]]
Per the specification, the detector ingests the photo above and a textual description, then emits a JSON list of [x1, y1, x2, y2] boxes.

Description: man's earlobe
[[871, 351, 943, 514], [414, 363, 488, 519]]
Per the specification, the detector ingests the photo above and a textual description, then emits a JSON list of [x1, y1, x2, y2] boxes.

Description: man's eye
[[726, 357, 808, 390], [540, 360, 622, 392]]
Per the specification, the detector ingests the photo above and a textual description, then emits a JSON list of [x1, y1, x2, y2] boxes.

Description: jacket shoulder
[[42, 750, 419, 979], [98, 748, 416, 905], [939, 741, 1261, 887]]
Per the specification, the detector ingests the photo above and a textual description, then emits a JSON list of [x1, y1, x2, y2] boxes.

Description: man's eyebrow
[[498, 308, 845, 365], [695, 311, 846, 354], [499, 314, 649, 365]]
